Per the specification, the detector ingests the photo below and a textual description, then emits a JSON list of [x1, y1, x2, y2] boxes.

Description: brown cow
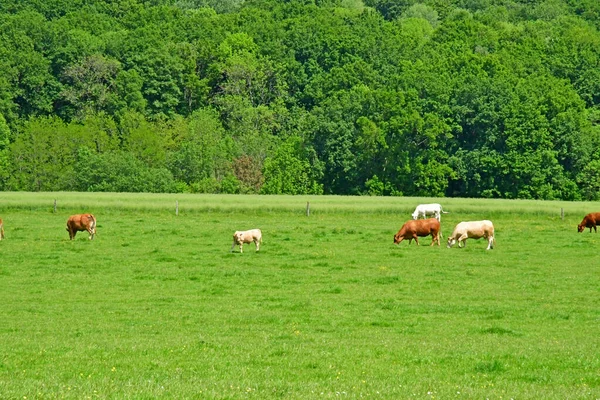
[[0, 218, 4, 240], [66, 214, 97, 240], [393, 218, 440, 246], [578, 212, 600, 233]]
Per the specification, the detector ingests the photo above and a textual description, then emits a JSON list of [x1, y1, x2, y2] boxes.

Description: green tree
[[74, 148, 176, 192], [167, 108, 234, 186], [0, 114, 11, 189], [9, 117, 77, 191], [60, 54, 121, 119], [261, 136, 323, 194]]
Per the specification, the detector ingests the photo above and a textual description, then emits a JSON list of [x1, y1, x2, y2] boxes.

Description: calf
[[393, 218, 440, 246], [447, 220, 495, 250], [66, 214, 97, 240], [577, 212, 600, 233], [231, 229, 262, 253]]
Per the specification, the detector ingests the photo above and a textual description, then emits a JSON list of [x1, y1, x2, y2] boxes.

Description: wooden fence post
[[53, 199, 57, 213], [176, 200, 179, 216], [561, 207, 564, 220], [306, 201, 310, 217]]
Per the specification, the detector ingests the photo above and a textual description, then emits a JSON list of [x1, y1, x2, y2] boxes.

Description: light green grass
[[0, 193, 599, 398], [0, 191, 597, 216]]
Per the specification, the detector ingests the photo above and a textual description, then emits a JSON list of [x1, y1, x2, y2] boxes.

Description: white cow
[[447, 220, 495, 250], [231, 229, 262, 253], [411, 203, 448, 222]]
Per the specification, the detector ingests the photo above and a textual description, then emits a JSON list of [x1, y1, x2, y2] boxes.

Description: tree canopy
[[1, 0, 599, 199]]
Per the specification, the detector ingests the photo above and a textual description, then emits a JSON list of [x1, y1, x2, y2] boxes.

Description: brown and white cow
[[231, 229, 262, 253], [447, 220, 495, 250], [577, 212, 600, 233], [66, 214, 97, 240], [0, 218, 4, 240], [393, 218, 441, 246]]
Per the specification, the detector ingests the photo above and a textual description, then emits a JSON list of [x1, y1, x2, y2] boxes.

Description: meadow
[[0, 192, 599, 399]]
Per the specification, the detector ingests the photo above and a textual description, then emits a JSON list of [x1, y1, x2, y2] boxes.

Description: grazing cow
[[577, 212, 600, 233], [66, 214, 97, 240], [447, 220, 495, 250], [0, 218, 4, 240], [393, 218, 441, 246], [231, 229, 262, 253], [411, 203, 449, 222]]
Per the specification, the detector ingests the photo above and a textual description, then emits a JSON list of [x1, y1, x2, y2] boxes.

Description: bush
[[75, 148, 177, 192]]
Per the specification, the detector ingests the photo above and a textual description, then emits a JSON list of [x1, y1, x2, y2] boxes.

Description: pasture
[[0, 193, 599, 399]]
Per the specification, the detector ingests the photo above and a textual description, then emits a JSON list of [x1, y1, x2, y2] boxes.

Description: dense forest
[[1, 0, 599, 199]]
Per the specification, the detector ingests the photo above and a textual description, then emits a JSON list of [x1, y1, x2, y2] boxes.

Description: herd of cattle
[[395, 204, 600, 251], [0, 206, 598, 252], [394, 203, 496, 250]]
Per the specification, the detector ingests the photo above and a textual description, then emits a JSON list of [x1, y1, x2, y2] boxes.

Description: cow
[[66, 214, 97, 240], [411, 203, 449, 222], [447, 220, 495, 250], [231, 229, 262, 253], [393, 218, 441, 246], [577, 213, 600, 233], [0, 218, 4, 240]]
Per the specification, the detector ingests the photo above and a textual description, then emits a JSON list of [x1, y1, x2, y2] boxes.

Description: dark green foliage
[[0, 0, 599, 199]]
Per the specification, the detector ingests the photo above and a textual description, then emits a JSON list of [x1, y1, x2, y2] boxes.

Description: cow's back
[[235, 229, 262, 243], [471, 220, 494, 237], [587, 213, 600, 224], [482, 220, 494, 235], [415, 218, 439, 235], [68, 213, 94, 227]]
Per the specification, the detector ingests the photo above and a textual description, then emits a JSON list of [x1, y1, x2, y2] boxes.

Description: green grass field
[[1, 193, 599, 399]]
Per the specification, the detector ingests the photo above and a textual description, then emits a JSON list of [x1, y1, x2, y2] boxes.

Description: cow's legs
[[239, 243, 243, 253], [88, 229, 95, 240], [255, 239, 260, 252], [458, 233, 468, 248], [412, 234, 419, 245], [431, 232, 440, 246], [486, 236, 494, 250]]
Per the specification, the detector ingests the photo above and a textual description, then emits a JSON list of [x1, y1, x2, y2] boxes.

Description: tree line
[[1, 0, 599, 199]]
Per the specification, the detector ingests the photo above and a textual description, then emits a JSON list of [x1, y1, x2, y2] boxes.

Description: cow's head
[[447, 238, 456, 248], [393, 232, 406, 244], [234, 232, 243, 243], [577, 224, 585, 233]]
